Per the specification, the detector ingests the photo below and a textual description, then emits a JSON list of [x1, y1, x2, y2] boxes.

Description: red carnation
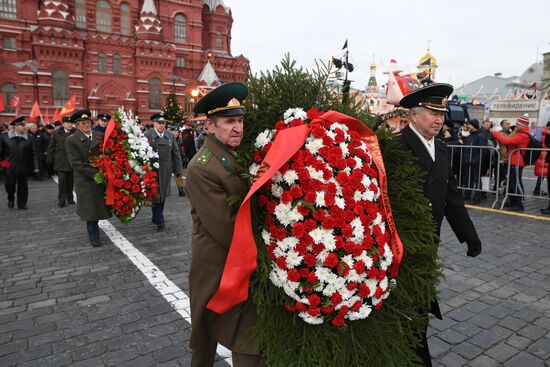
[[323, 253, 339, 268], [130, 175, 139, 184], [331, 315, 345, 327], [295, 302, 307, 312], [304, 253, 316, 268], [291, 222, 306, 238], [114, 179, 123, 187], [131, 184, 141, 193], [307, 272, 319, 285], [331, 292, 343, 306], [287, 268, 301, 282], [281, 192, 293, 204], [358, 283, 371, 298], [276, 256, 287, 270]]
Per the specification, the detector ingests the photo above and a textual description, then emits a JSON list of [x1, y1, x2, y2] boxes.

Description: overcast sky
[[227, 0, 549, 90]]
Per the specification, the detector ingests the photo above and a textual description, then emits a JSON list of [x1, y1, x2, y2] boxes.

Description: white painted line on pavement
[[52, 176, 233, 365]]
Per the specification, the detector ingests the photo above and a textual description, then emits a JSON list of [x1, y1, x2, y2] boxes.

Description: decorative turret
[[203, 0, 230, 13], [417, 44, 438, 80], [202, 0, 233, 54], [365, 58, 380, 111], [136, 0, 163, 41], [198, 59, 221, 88], [37, 0, 75, 29]]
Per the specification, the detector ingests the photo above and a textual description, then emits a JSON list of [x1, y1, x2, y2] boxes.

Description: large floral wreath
[[248, 107, 399, 326], [91, 109, 158, 223]]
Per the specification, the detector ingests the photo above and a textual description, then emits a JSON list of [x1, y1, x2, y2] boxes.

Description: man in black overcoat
[[47, 116, 76, 207], [398, 84, 482, 366], [0, 117, 39, 209]]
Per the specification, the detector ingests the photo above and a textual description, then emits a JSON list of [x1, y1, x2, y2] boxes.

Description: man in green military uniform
[[65, 109, 112, 247], [185, 83, 265, 367]]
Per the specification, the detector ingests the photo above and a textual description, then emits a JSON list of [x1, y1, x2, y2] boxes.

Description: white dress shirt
[[409, 123, 436, 161]]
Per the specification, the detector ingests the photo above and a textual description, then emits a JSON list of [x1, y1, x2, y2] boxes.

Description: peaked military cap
[[97, 113, 111, 121], [71, 109, 92, 123], [61, 116, 72, 123], [45, 124, 55, 130], [399, 83, 453, 112], [194, 82, 247, 117], [10, 116, 26, 126], [150, 112, 166, 123]]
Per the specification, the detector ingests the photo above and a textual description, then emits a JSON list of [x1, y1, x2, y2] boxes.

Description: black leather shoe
[[8, 201, 14, 209], [18, 205, 28, 210], [541, 208, 550, 215], [156, 223, 165, 230], [90, 240, 101, 247], [67, 200, 75, 205], [58, 202, 66, 208]]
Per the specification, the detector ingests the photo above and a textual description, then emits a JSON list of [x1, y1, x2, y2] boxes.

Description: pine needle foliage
[[239, 55, 442, 366]]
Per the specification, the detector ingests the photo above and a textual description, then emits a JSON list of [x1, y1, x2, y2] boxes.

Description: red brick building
[[0, 0, 249, 123]]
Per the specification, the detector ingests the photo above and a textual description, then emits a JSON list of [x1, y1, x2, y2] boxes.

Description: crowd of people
[[441, 114, 550, 213]]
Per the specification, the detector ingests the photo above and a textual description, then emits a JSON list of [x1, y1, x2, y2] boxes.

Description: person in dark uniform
[[144, 112, 184, 230], [92, 113, 110, 134], [180, 122, 197, 167], [0, 117, 39, 209], [65, 110, 112, 247], [43, 124, 56, 178], [185, 83, 265, 367], [47, 116, 76, 207], [399, 84, 482, 366], [28, 122, 48, 180]]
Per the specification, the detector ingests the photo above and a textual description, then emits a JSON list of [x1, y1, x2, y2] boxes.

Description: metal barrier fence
[[500, 147, 550, 210], [447, 145, 501, 208]]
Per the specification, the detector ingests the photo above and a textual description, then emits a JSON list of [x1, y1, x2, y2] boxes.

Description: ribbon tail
[[103, 119, 116, 206]]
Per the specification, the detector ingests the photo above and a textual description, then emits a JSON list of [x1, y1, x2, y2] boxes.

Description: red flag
[[53, 108, 61, 123], [29, 101, 42, 122], [0, 94, 4, 112], [45, 108, 50, 125], [60, 95, 76, 116]]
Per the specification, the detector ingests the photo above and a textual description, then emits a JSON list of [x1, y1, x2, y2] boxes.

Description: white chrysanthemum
[[269, 269, 283, 288], [274, 203, 303, 227], [324, 232, 336, 251], [305, 137, 323, 154], [348, 305, 372, 321], [271, 184, 284, 198], [278, 236, 299, 251], [350, 217, 365, 240], [283, 107, 308, 124], [326, 130, 336, 140], [283, 170, 298, 185], [286, 250, 303, 267], [261, 230, 271, 245], [249, 163, 260, 176], [334, 197, 346, 210], [339, 142, 349, 157], [364, 279, 377, 297], [299, 312, 324, 325], [254, 129, 273, 148], [315, 191, 326, 207], [315, 267, 331, 283], [307, 166, 324, 181], [272, 171, 284, 184]]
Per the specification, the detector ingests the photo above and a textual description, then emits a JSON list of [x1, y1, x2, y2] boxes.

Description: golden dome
[[418, 48, 438, 68]]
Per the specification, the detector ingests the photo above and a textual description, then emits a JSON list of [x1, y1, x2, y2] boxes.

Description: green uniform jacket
[[46, 127, 76, 172], [65, 130, 112, 222], [185, 135, 259, 354]]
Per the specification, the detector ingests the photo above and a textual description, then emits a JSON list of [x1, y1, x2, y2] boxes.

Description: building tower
[[417, 44, 438, 81], [365, 59, 380, 111]]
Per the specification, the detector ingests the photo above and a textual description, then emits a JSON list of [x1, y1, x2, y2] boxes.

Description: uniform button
[[428, 202, 432, 208]]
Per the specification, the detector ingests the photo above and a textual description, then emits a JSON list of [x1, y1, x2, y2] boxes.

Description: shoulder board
[[216, 155, 233, 170], [196, 148, 213, 166]]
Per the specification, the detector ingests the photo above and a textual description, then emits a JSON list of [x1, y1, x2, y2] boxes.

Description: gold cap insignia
[[227, 98, 240, 107], [441, 97, 448, 105], [81, 114, 89, 119]]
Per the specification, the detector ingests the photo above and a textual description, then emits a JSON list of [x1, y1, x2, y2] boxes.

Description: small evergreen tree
[[162, 90, 184, 126]]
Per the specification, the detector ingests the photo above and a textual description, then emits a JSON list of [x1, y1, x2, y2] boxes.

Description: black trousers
[[57, 171, 74, 204], [415, 327, 432, 366], [5, 173, 28, 207], [86, 221, 100, 241], [151, 201, 165, 224]]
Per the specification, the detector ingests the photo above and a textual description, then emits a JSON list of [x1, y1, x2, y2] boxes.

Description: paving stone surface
[[1, 177, 549, 366]]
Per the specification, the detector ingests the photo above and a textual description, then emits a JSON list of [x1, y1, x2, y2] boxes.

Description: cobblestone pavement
[[0, 177, 549, 366]]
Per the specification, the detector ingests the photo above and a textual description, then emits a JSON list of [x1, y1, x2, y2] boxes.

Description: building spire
[[141, 0, 157, 15]]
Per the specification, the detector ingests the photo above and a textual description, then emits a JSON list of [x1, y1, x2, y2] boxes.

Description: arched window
[[149, 78, 162, 110], [0, 0, 17, 20], [75, 0, 86, 28], [113, 54, 121, 75], [1, 83, 18, 113], [174, 14, 187, 43], [120, 3, 131, 35], [52, 71, 69, 107], [98, 52, 106, 73], [216, 31, 222, 49], [96, 1, 111, 33]]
